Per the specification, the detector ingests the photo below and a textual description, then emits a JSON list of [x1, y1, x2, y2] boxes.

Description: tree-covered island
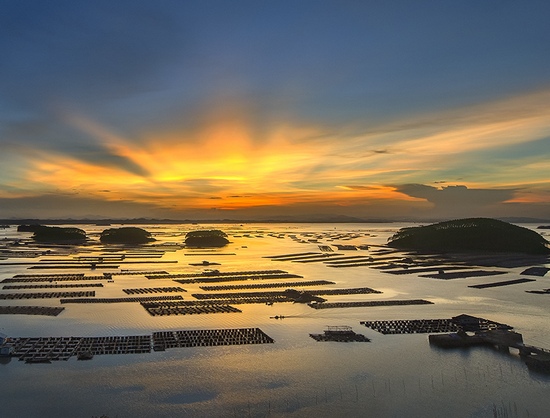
[[184, 229, 229, 247], [387, 218, 550, 254]]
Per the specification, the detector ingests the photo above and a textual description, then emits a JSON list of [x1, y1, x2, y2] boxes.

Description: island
[[28, 225, 87, 244], [100, 227, 156, 244], [184, 229, 229, 247], [387, 218, 550, 254]]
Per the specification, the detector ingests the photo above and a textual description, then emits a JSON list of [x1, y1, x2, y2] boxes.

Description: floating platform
[[382, 266, 473, 276], [192, 289, 326, 304], [142, 303, 241, 316], [199, 280, 335, 291], [110, 270, 169, 276], [520, 267, 549, 277], [189, 261, 221, 266], [122, 287, 186, 295], [1, 328, 275, 363], [526, 288, 550, 294], [468, 278, 536, 289], [60, 295, 183, 304], [264, 252, 319, 259], [3, 283, 104, 290], [2, 275, 109, 283], [29, 265, 120, 269], [0, 291, 95, 300], [0, 306, 65, 316], [361, 319, 459, 334], [147, 269, 291, 279], [13, 273, 85, 278], [310, 326, 370, 342], [152, 328, 273, 350], [309, 287, 382, 296], [360, 314, 511, 336], [308, 299, 433, 309], [420, 270, 508, 280]]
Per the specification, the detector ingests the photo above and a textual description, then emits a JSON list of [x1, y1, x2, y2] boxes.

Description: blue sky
[[1, 0, 549, 220]]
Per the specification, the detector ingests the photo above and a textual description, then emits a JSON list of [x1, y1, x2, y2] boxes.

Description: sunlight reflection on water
[[0, 223, 549, 417]]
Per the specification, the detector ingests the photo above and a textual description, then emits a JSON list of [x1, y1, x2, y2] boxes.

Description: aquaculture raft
[[310, 326, 370, 342], [142, 302, 241, 316], [360, 319, 460, 334], [1, 275, 108, 283], [1, 328, 275, 362], [468, 278, 535, 289], [60, 295, 183, 304], [361, 314, 512, 335], [0, 291, 94, 299], [3, 283, 104, 290], [308, 299, 433, 309], [152, 328, 273, 350], [199, 280, 335, 291], [122, 287, 186, 295], [0, 306, 65, 316]]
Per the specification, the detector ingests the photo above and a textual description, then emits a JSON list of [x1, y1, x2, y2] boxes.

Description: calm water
[[1, 223, 550, 417]]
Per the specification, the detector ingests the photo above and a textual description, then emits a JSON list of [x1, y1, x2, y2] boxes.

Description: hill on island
[[184, 230, 229, 247], [100, 227, 155, 244], [387, 218, 550, 254], [28, 225, 87, 244]]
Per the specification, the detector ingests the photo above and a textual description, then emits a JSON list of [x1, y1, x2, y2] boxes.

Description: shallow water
[[1, 223, 549, 417]]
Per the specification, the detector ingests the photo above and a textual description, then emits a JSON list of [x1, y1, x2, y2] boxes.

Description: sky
[[1, 0, 550, 221]]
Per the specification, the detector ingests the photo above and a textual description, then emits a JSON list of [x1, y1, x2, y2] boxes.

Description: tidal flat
[[1, 222, 549, 417]]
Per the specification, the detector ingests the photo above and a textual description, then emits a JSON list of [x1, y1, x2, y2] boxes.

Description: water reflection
[[0, 223, 549, 417]]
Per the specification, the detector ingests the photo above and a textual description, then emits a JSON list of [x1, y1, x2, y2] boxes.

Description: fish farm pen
[[380, 266, 473, 275], [309, 326, 370, 342], [526, 288, 550, 294], [308, 287, 382, 296], [360, 319, 460, 334], [1, 275, 109, 283], [142, 303, 241, 316], [1, 328, 275, 363], [419, 270, 508, 279], [60, 295, 184, 304], [520, 267, 550, 276], [0, 306, 65, 316], [28, 265, 120, 269], [0, 291, 95, 299], [146, 269, 296, 279], [3, 283, 104, 289], [361, 315, 513, 335], [13, 273, 87, 278], [296, 255, 373, 264], [468, 278, 536, 289], [199, 280, 335, 291], [122, 287, 187, 295], [111, 270, 169, 275], [308, 299, 434, 309], [152, 328, 274, 350]]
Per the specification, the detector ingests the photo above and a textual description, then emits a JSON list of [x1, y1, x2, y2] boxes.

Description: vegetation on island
[[28, 225, 87, 243], [387, 218, 550, 254], [17, 224, 43, 232], [100, 227, 156, 244], [184, 229, 229, 247]]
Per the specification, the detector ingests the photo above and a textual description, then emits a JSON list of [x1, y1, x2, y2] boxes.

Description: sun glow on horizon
[[2, 89, 549, 216]]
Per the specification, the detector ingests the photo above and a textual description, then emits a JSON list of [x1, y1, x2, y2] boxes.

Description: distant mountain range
[[1, 215, 549, 225]]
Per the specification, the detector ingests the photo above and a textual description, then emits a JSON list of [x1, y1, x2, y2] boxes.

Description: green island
[[387, 218, 550, 254], [184, 229, 229, 247], [100, 227, 156, 244], [24, 225, 87, 244]]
